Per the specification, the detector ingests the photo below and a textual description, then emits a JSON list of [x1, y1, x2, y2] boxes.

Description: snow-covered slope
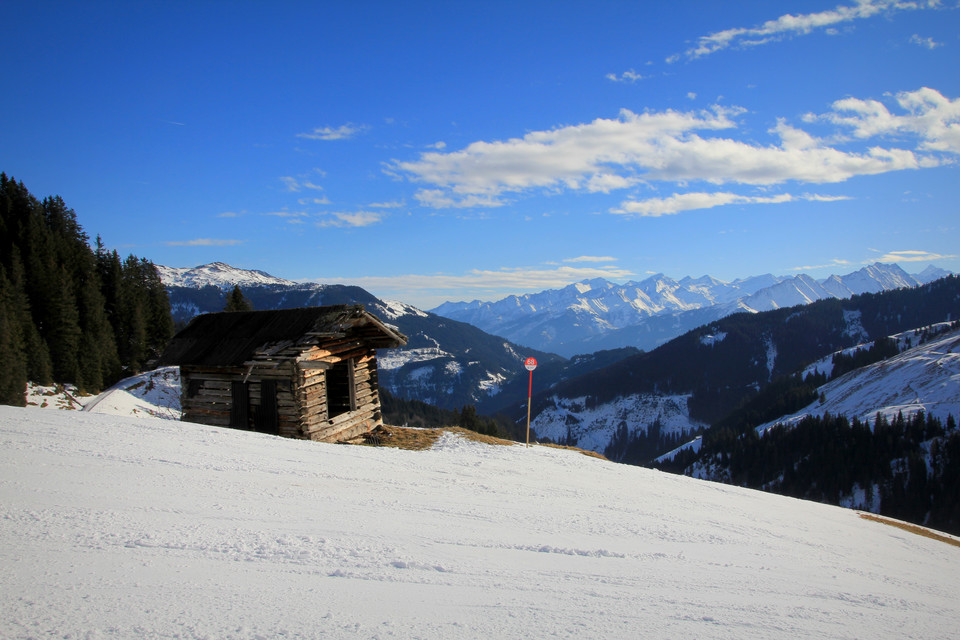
[[757, 326, 960, 434], [24, 367, 181, 418], [432, 263, 945, 356], [82, 366, 182, 419], [3, 406, 959, 639]]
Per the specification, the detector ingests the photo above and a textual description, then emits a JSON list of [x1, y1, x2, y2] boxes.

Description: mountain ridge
[[431, 263, 953, 357], [520, 275, 960, 463]]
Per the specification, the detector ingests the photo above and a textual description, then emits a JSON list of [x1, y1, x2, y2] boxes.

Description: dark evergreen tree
[[224, 284, 253, 312], [0, 173, 174, 399], [0, 267, 28, 405]]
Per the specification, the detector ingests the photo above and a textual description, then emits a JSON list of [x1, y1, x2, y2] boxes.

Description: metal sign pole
[[523, 357, 537, 448]]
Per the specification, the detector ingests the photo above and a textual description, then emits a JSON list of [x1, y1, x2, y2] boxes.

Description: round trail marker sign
[[524, 357, 538, 371]]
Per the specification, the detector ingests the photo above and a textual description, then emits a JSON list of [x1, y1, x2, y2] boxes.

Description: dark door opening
[[230, 380, 279, 435], [326, 360, 356, 419]]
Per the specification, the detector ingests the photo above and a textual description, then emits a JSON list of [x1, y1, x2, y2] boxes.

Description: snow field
[[2, 406, 959, 639]]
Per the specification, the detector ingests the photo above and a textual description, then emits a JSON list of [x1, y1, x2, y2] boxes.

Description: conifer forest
[[0, 174, 173, 404]]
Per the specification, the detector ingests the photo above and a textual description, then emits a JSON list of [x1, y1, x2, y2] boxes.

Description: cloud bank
[[612, 192, 850, 217], [396, 88, 955, 210], [668, 0, 941, 62]]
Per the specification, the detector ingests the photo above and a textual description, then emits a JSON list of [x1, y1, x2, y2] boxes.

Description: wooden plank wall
[[180, 364, 300, 437], [298, 344, 384, 443], [179, 320, 394, 443]]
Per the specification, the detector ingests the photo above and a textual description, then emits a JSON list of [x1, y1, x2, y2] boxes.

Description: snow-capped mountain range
[[519, 273, 960, 465], [431, 263, 952, 357]]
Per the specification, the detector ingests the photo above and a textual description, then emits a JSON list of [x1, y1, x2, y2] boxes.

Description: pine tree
[[0, 268, 28, 405], [224, 285, 253, 312]]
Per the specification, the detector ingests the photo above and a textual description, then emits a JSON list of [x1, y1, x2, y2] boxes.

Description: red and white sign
[[524, 357, 538, 371]]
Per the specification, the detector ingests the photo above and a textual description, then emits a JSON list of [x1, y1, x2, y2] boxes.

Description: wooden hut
[[157, 305, 407, 442]]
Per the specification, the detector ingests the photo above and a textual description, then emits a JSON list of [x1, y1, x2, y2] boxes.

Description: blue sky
[[3, 1, 958, 308]]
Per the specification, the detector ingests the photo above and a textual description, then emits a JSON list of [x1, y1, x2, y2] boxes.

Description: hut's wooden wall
[[180, 364, 301, 437], [297, 341, 384, 443], [180, 333, 386, 443]]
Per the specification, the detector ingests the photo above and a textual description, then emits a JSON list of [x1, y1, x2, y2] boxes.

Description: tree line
[[380, 389, 513, 439], [0, 173, 174, 404], [684, 411, 960, 536]]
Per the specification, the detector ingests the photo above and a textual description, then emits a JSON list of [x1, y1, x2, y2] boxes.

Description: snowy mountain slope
[[656, 323, 960, 474], [3, 405, 959, 639], [517, 277, 960, 464], [432, 263, 944, 356], [756, 326, 960, 434], [157, 261, 296, 289], [159, 263, 560, 411], [531, 393, 705, 457]]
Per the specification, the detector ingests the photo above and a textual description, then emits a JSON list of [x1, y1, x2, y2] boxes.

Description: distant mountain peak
[[158, 262, 296, 289], [429, 262, 952, 357]]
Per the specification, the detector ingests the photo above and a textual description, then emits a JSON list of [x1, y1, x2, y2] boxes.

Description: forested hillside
[[656, 323, 960, 535], [688, 411, 960, 535], [0, 174, 173, 404], [535, 276, 960, 428]]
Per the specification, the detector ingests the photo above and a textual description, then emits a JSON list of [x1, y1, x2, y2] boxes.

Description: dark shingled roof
[[157, 305, 406, 367]]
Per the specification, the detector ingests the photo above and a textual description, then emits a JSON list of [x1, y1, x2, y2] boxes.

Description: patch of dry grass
[[538, 441, 608, 460], [858, 512, 960, 549], [356, 425, 606, 460], [363, 426, 516, 450]]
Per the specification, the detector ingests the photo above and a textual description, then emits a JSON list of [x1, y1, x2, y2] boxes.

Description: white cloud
[[613, 191, 852, 217], [415, 189, 508, 209], [876, 249, 958, 262], [788, 258, 851, 271], [585, 173, 637, 193], [606, 69, 645, 83], [396, 106, 741, 206], [265, 211, 311, 224], [789, 259, 852, 271], [297, 123, 367, 141], [613, 191, 810, 217], [281, 172, 327, 193], [164, 238, 245, 247], [818, 87, 960, 153], [367, 200, 405, 208], [396, 94, 950, 208], [669, 1, 941, 62], [280, 176, 302, 192], [298, 196, 332, 205], [264, 211, 304, 217], [910, 34, 942, 49], [316, 211, 384, 228], [564, 256, 619, 263]]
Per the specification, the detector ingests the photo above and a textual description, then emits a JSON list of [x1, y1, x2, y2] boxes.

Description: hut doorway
[[326, 359, 356, 419], [229, 380, 279, 435]]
